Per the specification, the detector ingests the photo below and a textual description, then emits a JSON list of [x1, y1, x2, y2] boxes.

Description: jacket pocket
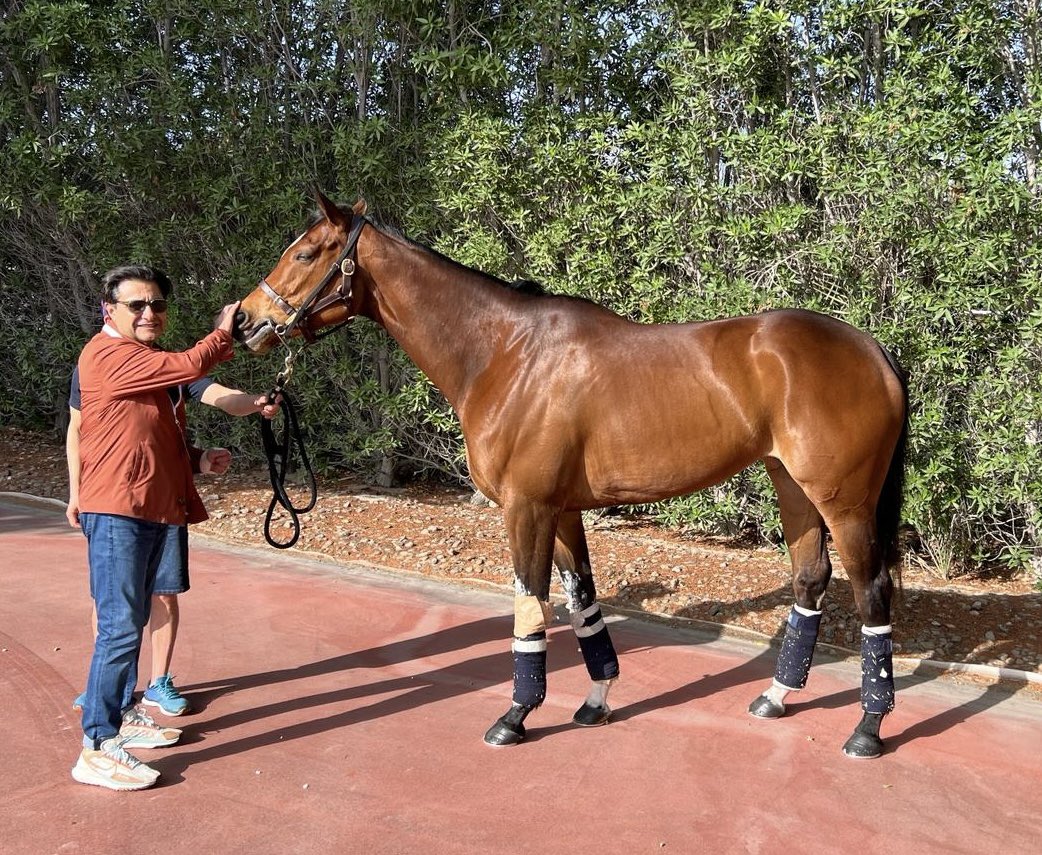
[[125, 442, 158, 515], [125, 442, 146, 486]]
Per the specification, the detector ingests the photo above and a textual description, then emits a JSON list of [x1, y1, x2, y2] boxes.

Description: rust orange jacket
[[76, 324, 234, 525]]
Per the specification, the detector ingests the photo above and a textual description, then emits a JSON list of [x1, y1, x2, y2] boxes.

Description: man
[[67, 369, 278, 718], [70, 264, 273, 791]]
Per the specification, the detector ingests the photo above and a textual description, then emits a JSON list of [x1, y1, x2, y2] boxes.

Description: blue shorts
[[153, 525, 190, 595]]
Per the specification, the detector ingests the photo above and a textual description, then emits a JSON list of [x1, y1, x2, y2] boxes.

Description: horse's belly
[[580, 428, 762, 506]]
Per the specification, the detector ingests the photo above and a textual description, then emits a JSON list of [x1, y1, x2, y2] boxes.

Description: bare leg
[[149, 594, 179, 683]]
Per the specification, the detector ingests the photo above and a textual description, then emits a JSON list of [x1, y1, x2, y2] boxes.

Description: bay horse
[[235, 192, 909, 759]]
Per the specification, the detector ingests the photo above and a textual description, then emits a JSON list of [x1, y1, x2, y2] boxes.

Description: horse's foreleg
[[751, 463, 831, 719], [567, 600, 618, 726], [484, 502, 557, 747], [485, 593, 555, 746], [555, 511, 619, 726]]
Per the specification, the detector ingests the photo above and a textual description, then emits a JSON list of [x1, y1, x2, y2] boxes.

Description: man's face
[[105, 278, 168, 345]]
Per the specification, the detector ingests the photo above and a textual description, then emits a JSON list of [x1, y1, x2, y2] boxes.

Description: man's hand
[[214, 301, 241, 335], [200, 447, 232, 475], [65, 499, 80, 529], [255, 392, 282, 420]]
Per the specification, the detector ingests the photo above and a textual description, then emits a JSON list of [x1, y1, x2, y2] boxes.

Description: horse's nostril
[[234, 310, 248, 330]]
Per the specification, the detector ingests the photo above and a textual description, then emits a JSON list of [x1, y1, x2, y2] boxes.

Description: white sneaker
[[71, 737, 159, 791], [119, 706, 182, 749]]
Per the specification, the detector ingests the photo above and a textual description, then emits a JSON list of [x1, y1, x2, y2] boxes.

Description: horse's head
[[236, 191, 368, 354]]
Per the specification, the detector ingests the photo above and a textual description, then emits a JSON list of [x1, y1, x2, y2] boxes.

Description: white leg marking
[[765, 681, 791, 708], [584, 678, 615, 711]]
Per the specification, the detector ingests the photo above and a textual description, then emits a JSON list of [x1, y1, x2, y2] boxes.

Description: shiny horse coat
[[236, 194, 908, 757]]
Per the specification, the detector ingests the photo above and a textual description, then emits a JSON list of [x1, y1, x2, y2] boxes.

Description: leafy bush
[[2, 1, 1039, 582]]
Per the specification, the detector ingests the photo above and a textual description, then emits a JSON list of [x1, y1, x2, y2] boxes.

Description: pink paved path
[[1, 495, 1039, 855]]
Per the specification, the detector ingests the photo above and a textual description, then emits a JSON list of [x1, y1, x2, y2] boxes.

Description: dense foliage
[[2, 0, 1040, 579]]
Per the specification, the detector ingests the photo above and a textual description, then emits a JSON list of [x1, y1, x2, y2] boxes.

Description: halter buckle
[[341, 258, 355, 276]]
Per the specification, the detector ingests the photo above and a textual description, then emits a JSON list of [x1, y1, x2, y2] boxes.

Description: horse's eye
[[294, 251, 314, 263]]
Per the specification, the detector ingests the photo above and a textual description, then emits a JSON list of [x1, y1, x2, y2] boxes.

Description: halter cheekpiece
[[258, 214, 367, 344]]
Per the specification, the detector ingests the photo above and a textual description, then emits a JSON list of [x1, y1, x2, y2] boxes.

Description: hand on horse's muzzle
[[229, 309, 250, 343], [214, 301, 242, 337]]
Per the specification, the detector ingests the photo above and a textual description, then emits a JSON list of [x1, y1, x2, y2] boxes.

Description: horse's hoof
[[842, 730, 883, 759], [572, 702, 610, 727], [748, 694, 785, 719], [484, 717, 526, 746]]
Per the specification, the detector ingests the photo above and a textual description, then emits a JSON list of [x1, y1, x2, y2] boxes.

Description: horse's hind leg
[[749, 461, 832, 719], [829, 516, 895, 759], [483, 501, 558, 747], [554, 511, 620, 726]]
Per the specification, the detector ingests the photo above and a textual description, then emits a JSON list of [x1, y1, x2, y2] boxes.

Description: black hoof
[[842, 730, 883, 759], [748, 694, 785, 719], [484, 716, 526, 746], [572, 702, 610, 727], [843, 711, 885, 758]]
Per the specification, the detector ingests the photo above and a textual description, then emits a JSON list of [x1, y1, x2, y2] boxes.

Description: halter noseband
[[258, 215, 367, 344]]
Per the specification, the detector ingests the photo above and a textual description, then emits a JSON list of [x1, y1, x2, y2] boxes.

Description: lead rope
[[260, 349, 318, 549]]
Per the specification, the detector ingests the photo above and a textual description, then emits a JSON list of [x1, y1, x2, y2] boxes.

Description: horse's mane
[[309, 206, 560, 299]]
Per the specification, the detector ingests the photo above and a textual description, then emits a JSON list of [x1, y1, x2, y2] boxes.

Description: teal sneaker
[[142, 674, 190, 716]]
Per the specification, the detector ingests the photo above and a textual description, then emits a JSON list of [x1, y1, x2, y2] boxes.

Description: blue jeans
[[80, 513, 169, 748]]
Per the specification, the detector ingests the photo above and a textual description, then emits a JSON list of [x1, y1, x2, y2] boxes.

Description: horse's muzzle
[[236, 316, 278, 353]]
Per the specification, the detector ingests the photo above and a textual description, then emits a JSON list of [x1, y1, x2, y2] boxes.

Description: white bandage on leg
[[511, 636, 548, 654]]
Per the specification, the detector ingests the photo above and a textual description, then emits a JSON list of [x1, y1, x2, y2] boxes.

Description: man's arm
[[87, 302, 240, 399], [199, 382, 281, 419], [194, 382, 281, 476], [65, 407, 82, 528]]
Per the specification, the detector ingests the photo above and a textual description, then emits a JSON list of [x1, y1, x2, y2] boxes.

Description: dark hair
[[101, 265, 173, 303]]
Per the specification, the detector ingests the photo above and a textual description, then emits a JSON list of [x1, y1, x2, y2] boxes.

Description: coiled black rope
[[260, 388, 317, 548]]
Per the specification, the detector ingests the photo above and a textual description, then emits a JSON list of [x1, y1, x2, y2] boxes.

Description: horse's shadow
[[602, 576, 1041, 752], [163, 574, 1039, 779]]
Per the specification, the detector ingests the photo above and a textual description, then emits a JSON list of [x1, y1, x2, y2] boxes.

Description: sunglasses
[[114, 298, 169, 314]]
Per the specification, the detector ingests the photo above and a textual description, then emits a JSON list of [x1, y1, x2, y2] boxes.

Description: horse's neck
[[361, 233, 514, 408]]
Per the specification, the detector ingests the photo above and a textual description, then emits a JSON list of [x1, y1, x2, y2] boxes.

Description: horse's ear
[[352, 198, 368, 217], [314, 188, 349, 229]]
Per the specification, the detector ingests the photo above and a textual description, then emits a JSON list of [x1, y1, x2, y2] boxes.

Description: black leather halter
[[257, 215, 367, 343]]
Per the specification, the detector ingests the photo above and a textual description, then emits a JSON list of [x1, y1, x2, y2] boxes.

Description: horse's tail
[[876, 346, 909, 574]]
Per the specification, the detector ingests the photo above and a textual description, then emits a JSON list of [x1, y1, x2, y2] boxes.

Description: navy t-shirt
[[69, 366, 214, 410]]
